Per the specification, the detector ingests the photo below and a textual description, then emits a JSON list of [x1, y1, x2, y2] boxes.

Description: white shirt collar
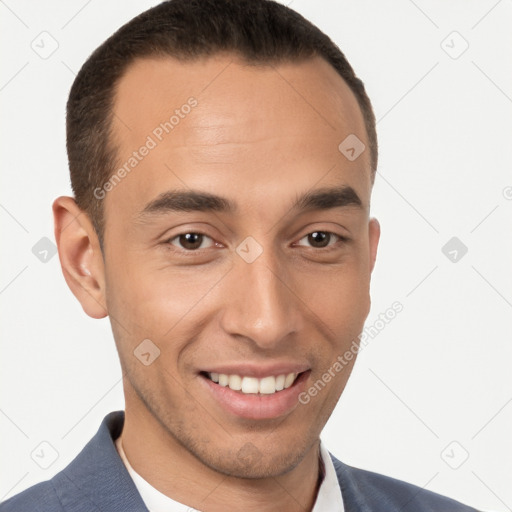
[[115, 436, 344, 512]]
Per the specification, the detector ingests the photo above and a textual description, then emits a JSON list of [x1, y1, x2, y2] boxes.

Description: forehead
[[106, 54, 371, 221], [112, 53, 367, 146]]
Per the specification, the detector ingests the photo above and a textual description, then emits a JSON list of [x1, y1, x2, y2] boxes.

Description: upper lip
[[200, 362, 310, 378]]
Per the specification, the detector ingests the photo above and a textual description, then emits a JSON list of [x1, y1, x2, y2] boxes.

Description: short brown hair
[[66, 0, 377, 248]]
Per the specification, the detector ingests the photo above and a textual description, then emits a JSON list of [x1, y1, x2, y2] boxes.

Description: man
[[1, 0, 479, 510]]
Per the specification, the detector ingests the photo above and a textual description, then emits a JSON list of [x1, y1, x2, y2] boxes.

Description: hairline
[[100, 51, 375, 244]]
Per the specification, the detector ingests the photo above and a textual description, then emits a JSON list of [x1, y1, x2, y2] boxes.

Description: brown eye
[[296, 231, 344, 249], [169, 233, 214, 251], [308, 232, 330, 248]]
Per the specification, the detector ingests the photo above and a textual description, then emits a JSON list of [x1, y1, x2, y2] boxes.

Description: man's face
[[102, 54, 379, 478]]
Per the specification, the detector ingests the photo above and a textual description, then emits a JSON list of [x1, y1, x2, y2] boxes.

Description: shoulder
[[330, 454, 480, 512], [0, 480, 64, 512], [0, 411, 141, 512]]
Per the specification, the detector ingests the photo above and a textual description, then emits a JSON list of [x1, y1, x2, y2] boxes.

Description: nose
[[219, 247, 303, 350]]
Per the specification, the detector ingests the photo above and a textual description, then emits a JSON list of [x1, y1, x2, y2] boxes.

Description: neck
[[119, 401, 322, 511]]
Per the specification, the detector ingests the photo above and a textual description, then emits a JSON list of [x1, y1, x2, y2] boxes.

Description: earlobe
[[368, 217, 380, 274], [52, 196, 108, 319]]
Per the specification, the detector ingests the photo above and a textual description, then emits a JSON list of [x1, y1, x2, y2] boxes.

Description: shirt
[[115, 436, 344, 511]]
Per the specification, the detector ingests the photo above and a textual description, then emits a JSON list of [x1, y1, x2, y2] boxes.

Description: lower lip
[[200, 372, 310, 420]]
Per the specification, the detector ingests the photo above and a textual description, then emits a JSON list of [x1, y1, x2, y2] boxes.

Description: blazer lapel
[[52, 411, 148, 512], [330, 454, 373, 512]]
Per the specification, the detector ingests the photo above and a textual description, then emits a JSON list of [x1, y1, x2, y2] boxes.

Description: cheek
[[296, 259, 371, 337], [104, 249, 226, 337]]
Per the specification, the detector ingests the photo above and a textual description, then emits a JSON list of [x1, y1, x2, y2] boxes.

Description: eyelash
[[164, 231, 349, 253]]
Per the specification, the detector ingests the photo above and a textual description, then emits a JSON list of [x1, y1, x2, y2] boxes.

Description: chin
[[191, 437, 312, 480]]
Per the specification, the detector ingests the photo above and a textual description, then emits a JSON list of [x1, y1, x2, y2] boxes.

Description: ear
[[368, 217, 380, 274], [52, 196, 108, 319]]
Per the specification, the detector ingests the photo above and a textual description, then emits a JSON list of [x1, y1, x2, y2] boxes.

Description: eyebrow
[[137, 185, 362, 221], [293, 185, 362, 211]]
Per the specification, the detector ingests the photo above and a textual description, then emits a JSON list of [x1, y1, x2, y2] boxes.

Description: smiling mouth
[[202, 372, 302, 395]]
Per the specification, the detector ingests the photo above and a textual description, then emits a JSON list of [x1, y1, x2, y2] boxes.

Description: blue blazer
[[0, 411, 479, 511]]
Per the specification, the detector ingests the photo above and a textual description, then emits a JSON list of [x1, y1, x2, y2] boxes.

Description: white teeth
[[284, 373, 296, 389], [241, 377, 259, 394], [229, 374, 242, 391], [208, 372, 299, 394], [259, 376, 276, 394]]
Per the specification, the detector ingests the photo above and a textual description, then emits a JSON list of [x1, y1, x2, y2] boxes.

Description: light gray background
[[1, 1, 511, 510]]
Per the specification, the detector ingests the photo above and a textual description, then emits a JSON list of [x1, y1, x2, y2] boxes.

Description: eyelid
[[294, 231, 348, 248], [166, 231, 219, 250], [162, 226, 349, 254]]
